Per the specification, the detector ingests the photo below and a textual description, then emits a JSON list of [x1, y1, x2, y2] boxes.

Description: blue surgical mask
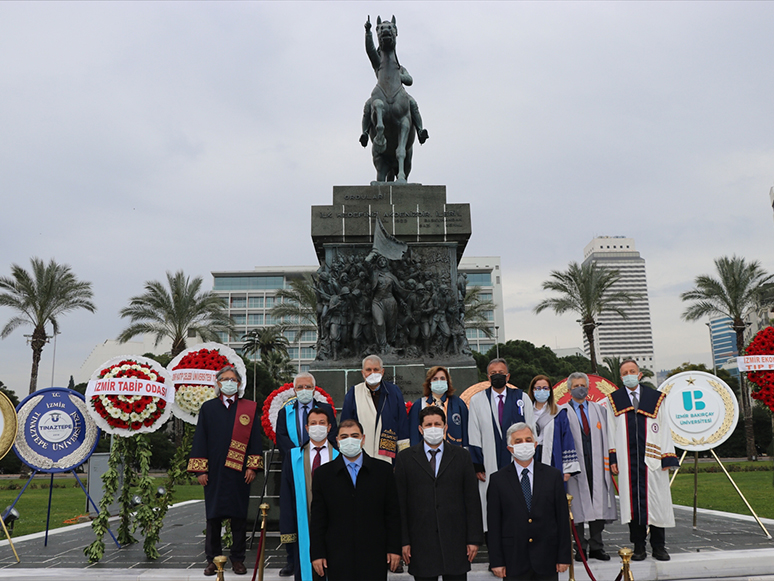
[[430, 380, 448, 395], [338, 437, 362, 458], [296, 389, 314, 405], [622, 374, 639, 389], [220, 380, 238, 396], [533, 389, 550, 403]]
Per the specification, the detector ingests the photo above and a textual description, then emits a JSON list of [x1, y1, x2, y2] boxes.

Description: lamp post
[[705, 321, 717, 375], [495, 326, 500, 359]]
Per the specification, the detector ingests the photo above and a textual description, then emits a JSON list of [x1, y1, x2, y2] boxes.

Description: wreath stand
[[669, 449, 771, 538]]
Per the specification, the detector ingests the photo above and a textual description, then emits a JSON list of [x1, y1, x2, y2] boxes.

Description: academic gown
[[468, 386, 534, 531], [560, 401, 617, 524], [188, 397, 263, 519], [607, 386, 680, 527], [407, 393, 469, 447], [341, 380, 410, 462], [536, 407, 581, 478], [275, 398, 337, 458], [280, 442, 339, 581]]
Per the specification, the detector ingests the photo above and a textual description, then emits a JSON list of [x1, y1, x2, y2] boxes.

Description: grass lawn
[[670, 467, 774, 520], [0, 476, 204, 538]]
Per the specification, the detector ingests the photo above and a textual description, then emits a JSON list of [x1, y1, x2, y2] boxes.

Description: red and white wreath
[[85, 355, 173, 436], [261, 383, 336, 444], [167, 342, 246, 424]]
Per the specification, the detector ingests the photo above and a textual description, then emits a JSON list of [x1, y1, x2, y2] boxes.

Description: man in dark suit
[[275, 372, 337, 577], [487, 422, 571, 581], [310, 418, 401, 581], [395, 406, 483, 581]]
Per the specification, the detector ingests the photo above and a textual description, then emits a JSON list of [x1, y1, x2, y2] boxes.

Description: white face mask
[[220, 380, 238, 396], [421, 426, 444, 446], [622, 374, 639, 389], [365, 372, 383, 387], [509, 442, 536, 462], [296, 389, 314, 405], [307, 424, 329, 443], [430, 380, 448, 395]]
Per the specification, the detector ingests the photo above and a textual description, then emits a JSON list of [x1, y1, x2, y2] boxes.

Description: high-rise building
[[210, 258, 505, 371], [582, 236, 655, 373], [708, 316, 739, 378]]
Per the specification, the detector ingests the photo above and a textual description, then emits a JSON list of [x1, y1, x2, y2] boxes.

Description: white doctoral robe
[[468, 387, 534, 532], [561, 401, 617, 524], [607, 388, 678, 528]]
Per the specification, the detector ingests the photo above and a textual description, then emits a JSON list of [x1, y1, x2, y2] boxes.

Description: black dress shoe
[[652, 547, 671, 561], [279, 563, 295, 577], [232, 561, 247, 575], [203, 562, 217, 576], [574, 550, 585, 562], [589, 549, 611, 561], [631, 546, 647, 561]]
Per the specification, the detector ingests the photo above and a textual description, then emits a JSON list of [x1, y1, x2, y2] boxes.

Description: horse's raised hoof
[[359, 132, 369, 147], [418, 129, 429, 144]]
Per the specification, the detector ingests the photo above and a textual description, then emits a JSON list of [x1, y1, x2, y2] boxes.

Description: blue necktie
[[521, 468, 532, 512], [347, 462, 359, 486]]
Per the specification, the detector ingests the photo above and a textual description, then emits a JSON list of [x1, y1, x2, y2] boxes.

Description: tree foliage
[[242, 326, 290, 360], [270, 275, 317, 340], [534, 261, 637, 373], [117, 270, 233, 357], [0, 257, 96, 394], [681, 255, 774, 460], [464, 286, 496, 338]]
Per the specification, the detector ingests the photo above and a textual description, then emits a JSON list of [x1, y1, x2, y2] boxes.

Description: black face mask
[[490, 373, 507, 390]]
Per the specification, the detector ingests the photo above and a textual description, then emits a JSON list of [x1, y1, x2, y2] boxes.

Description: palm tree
[[117, 270, 233, 358], [262, 350, 296, 385], [681, 255, 774, 461], [0, 258, 96, 394], [241, 326, 290, 361], [464, 286, 497, 338], [270, 275, 317, 343], [534, 261, 638, 373]]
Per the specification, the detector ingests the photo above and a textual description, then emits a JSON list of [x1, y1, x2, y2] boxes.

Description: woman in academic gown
[[408, 366, 469, 447]]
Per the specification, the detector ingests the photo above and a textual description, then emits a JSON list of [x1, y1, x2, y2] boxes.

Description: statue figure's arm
[[400, 67, 413, 86], [365, 17, 380, 72]]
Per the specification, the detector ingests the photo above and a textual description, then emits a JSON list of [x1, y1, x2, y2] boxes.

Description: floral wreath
[[261, 383, 336, 444], [167, 342, 247, 425], [748, 326, 774, 413], [86, 355, 172, 436]]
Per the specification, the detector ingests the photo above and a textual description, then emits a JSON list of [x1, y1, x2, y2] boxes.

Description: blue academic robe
[[407, 394, 469, 447]]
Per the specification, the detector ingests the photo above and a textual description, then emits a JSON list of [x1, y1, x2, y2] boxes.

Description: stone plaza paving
[[1, 499, 774, 580]]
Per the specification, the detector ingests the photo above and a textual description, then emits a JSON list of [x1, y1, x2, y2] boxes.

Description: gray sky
[[2, 2, 773, 398]]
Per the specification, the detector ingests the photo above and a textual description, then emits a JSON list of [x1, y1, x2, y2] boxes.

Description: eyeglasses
[[296, 385, 314, 390]]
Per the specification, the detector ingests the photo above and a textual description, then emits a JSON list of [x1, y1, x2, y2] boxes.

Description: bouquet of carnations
[[261, 382, 336, 444], [168, 342, 246, 424], [748, 326, 774, 413], [85, 355, 173, 436]]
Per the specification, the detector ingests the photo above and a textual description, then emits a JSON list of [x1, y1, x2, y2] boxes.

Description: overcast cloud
[[1, 1, 773, 398]]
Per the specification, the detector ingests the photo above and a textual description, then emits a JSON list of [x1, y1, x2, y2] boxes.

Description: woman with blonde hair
[[528, 374, 580, 482], [407, 366, 469, 447]]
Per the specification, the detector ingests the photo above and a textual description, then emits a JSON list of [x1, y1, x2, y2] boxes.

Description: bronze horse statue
[[360, 16, 428, 184]]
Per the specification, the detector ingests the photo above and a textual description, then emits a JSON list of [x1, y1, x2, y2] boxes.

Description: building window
[[230, 296, 247, 308], [288, 347, 299, 359], [247, 314, 263, 325], [301, 347, 316, 359], [299, 330, 317, 342], [466, 328, 478, 339], [479, 292, 493, 302], [484, 310, 494, 321], [233, 314, 246, 325], [466, 273, 492, 286], [265, 314, 280, 325], [217, 332, 229, 343], [265, 297, 276, 308], [213, 276, 285, 291], [248, 296, 264, 308]]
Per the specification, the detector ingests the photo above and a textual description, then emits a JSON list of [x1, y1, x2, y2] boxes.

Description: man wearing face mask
[[276, 373, 338, 577], [468, 358, 534, 534], [487, 423, 570, 580], [394, 406, 483, 581], [280, 409, 339, 581], [608, 359, 678, 562], [559, 372, 616, 563], [188, 365, 263, 576], [310, 419, 401, 581], [340, 354, 410, 464]]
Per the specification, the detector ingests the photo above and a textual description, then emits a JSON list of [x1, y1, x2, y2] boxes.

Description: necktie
[[300, 405, 309, 439], [580, 404, 590, 436], [429, 449, 440, 476], [347, 462, 359, 486], [521, 468, 532, 512], [632, 393, 639, 411], [498, 394, 504, 426], [312, 446, 324, 475], [225, 397, 233, 409]]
